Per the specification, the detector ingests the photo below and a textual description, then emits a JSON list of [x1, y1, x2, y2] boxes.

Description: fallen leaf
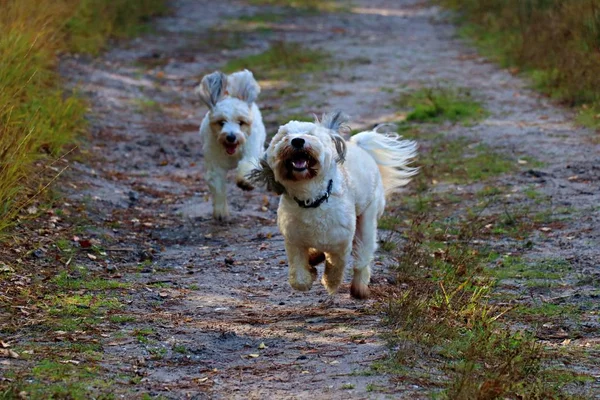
[[540, 227, 552, 232], [517, 159, 528, 165], [0, 263, 14, 274], [0, 349, 19, 359], [248, 353, 260, 358], [258, 342, 268, 350], [79, 239, 92, 248], [60, 360, 80, 365], [87, 253, 97, 260], [0, 341, 9, 348]]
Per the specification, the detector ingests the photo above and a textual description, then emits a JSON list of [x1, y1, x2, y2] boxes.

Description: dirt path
[[2, 0, 599, 398]]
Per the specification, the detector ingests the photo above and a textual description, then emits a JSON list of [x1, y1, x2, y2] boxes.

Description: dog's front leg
[[206, 166, 229, 220], [322, 244, 351, 295], [285, 241, 317, 292], [235, 158, 255, 191]]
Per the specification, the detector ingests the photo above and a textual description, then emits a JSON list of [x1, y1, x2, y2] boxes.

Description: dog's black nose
[[291, 138, 305, 148], [226, 133, 236, 143]]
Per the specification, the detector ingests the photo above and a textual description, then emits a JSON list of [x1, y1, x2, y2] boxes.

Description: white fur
[[197, 70, 266, 220], [264, 118, 417, 298]]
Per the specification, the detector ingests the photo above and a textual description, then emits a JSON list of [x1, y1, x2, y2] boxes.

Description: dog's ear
[[195, 71, 227, 110], [331, 133, 347, 164], [319, 111, 349, 163], [227, 69, 260, 105], [247, 157, 286, 195]]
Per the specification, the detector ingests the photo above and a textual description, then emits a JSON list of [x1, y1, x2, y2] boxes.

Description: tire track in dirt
[[52, 0, 599, 398]]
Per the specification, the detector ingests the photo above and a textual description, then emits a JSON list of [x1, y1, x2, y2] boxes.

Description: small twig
[[490, 305, 518, 322]]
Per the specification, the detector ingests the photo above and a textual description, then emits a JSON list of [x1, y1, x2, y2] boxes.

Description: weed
[[109, 314, 137, 324], [397, 87, 487, 123], [52, 270, 129, 290], [4, 359, 111, 399], [148, 346, 167, 359], [412, 134, 515, 185], [381, 210, 590, 398], [172, 345, 187, 354], [133, 98, 162, 113], [340, 383, 355, 390], [223, 41, 329, 80], [248, 0, 347, 13]]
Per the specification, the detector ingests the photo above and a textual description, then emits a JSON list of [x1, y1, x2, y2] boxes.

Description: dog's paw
[[212, 208, 230, 221], [350, 281, 370, 299], [236, 179, 254, 191], [289, 266, 317, 291], [350, 273, 370, 300], [289, 279, 313, 292]]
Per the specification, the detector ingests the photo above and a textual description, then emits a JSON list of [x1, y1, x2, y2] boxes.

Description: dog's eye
[[239, 119, 247, 126], [217, 120, 225, 127]]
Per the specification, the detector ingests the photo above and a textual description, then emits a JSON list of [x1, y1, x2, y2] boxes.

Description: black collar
[[293, 180, 333, 209]]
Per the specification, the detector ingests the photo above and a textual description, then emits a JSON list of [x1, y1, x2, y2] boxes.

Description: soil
[[1, 0, 599, 398]]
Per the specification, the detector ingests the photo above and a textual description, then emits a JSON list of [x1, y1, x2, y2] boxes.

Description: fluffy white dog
[[196, 69, 266, 220], [249, 112, 417, 299]]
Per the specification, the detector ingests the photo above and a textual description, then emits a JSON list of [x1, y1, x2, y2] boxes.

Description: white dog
[[196, 69, 266, 220], [249, 112, 417, 299]]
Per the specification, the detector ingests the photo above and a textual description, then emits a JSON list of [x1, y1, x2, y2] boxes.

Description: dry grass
[[383, 212, 587, 398], [0, 0, 166, 233]]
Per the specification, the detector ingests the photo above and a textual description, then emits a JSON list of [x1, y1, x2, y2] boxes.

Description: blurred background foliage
[[439, 0, 600, 126], [0, 0, 167, 232]]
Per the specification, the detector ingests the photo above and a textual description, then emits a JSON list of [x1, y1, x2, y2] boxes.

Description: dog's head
[[196, 70, 260, 156], [251, 112, 348, 193]]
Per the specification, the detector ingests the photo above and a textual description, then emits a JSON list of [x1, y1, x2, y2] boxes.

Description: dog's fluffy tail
[[350, 127, 418, 196]]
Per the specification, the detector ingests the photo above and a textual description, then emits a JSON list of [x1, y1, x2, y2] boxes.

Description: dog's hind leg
[[322, 245, 351, 295], [351, 203, 380, 299], [286, 242, 317, 292], [206, 166, 229, 220]]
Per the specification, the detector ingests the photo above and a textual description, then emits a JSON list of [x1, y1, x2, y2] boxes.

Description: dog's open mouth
[[287, 152, 316, 172], [224, 143, 238, 155]]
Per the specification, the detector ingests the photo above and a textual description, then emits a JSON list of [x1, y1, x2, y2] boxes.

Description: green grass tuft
[[248, 0, 347, 13], [223, 41, 329, 80], [398, 87, 487, 123]]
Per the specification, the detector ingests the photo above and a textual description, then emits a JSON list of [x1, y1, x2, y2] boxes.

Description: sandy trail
[[6, 0, 598, 398]]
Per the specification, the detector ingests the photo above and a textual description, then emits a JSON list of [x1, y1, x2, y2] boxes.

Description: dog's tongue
[[292, 159, 308, 169], [225, 145, 237, 155]]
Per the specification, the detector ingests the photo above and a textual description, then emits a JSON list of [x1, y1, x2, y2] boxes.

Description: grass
[[491, 257, 571, 282], [438, 0, 600, 130], [52, 269, 129, 291], [397, 87, 487, 124], [223, 41, 329, 80], [0, 0, 167, 233], [222, 12, 285, 33], [382, 212, 590, 398], [409, 134, 515, 187], [248, 0, 347, 13], [2, 358, 114, 399]]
